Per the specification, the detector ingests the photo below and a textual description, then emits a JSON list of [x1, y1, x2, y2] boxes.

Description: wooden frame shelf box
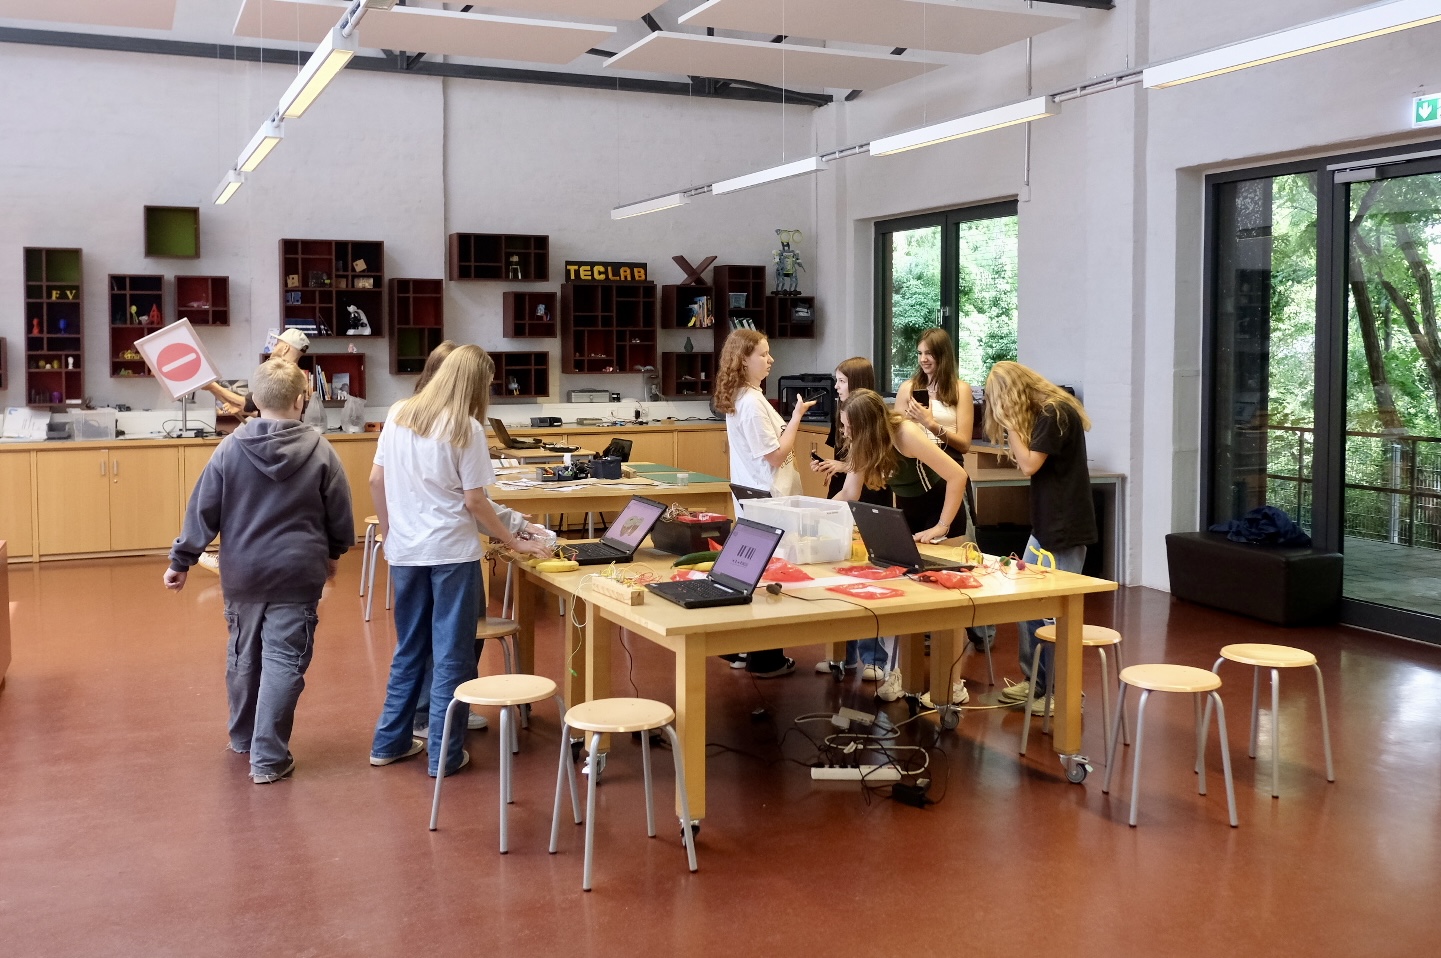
[[491, 351, 549, 399], [713, 265, 766, 332], [560, 281, 657, 374], [389, 278, 444, 374], [260, 351, 366, 407], [449, 233, 549, 282], [660, 285, 715, 330], [279, 239, 384, 338], [661, 351, 714, 398], [175, 276, 229, 326], [144, 206, 200, 259], [109, 274, 165, 379], [23, 248, 84, 406], [766, 294, 817, 339], [503, 291, 558, 337]]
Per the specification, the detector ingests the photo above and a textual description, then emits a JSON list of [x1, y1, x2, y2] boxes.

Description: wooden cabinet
[[0, 453, 34, 560], [618, 431, 674, 466], [675, 430, 728, 480], [330, 437, 378, 538], [181, 445, 214, 505], [110, 448, 181, 551], [796, 430, 834, 500], [35, 446, 181, 555]]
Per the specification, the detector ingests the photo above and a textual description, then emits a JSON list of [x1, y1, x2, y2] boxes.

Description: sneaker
[[252, 755, 296, 784], [467, 712, 489, 731], [370, 737, 424, 767], [815, 660, 858, 674], [750, 657, 796, 679], [1026, 694, 1053, 715], [430, 750, 470, 778], [196, 552, 220, 574], [226, 741, 250, 755], [720, 653, 747, 670], [998, 678, 1031, 703], [860, 665, 888, 682], [876, 670, 905, 702], [920, 681, 971, 709]]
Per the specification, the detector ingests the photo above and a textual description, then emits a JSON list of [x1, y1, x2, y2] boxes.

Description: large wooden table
[[487, 466, 732, 519], [512, 543, 1117, 821]]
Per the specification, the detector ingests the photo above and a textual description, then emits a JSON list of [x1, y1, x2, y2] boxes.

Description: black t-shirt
[[826, 416, 891, 505], [1028, 404, 1096, 550]]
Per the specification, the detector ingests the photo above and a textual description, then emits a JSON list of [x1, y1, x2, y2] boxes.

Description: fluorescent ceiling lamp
[[1144, 0, 1441, 88], [237, 117, 284, 173], [212, 170, 244, 206], [611, 192, 690, 219], [712, 156, 825, 195], [869, 96, 1058, 156], [278, 23, 358, 119]]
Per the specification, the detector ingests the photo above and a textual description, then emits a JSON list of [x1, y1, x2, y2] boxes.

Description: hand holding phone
[[913, 388, 930, 407], [810, 450, 824, 463]]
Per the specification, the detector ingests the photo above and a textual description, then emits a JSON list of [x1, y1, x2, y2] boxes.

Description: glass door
[[877, 221, 942, 392]]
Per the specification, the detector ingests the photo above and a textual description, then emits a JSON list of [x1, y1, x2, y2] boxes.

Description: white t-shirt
[[373, 405, 495, 566], [727, 386, 802, 497]]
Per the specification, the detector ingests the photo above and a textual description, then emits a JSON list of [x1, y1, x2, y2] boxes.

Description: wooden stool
[[1102, 664, 1238, 828], [362, 522, 392, 623], [359, 516, 379, 597], [429, 674, 581, 853], [1022, 625, 1131, 765], [549, 698, 698, 891], [477, 618, 525, 730], [1202, 643, 1335, 798]]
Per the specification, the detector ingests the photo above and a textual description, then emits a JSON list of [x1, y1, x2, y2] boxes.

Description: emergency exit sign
[[1414, 94, 1441, 128]]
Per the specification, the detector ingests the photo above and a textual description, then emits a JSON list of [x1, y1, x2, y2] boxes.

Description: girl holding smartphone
[[894, 328, 975, 538]]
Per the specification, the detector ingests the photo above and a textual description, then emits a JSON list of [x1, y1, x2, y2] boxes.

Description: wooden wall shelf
[[449, 233, 549, 282], [109, 274, 165, 379], [503, 291, 558, 337], [713, 265, 765, 334], [765, 294, 817, 339], [23, 248, 84, 406], [260, 351, 366, 407], [491, 351, 550, 399], [560, 282, 657, 374], [661, 351, 714, 398], [144, 206, 200, 258], [175, 276, 229, 326], [389, 278, 444, 374], [661, 285, 715, 330], [279, 239, 384, 338]]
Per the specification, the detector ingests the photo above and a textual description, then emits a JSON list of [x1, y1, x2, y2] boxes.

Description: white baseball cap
[[276, 328, 310, 353]]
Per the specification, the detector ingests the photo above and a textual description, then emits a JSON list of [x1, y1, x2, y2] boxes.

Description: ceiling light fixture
[[612, 192, 693, 220], [237, 116, 284, 173], [278, 21, 359, 119], [212, 170, 244, 206], [1144, 0, 1441, 88], [869, 96, 1059, 156], [711, 156, 826, 195]]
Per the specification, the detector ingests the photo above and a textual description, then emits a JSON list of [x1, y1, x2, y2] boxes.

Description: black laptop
[[487, 418, 543, 449], [647, 518, 784, 609], [568, 496, 666, 565], [729, 483, 772, 501], [848, 502, 967, 574]]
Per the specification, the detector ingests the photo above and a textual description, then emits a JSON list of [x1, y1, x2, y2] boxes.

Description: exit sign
[[1414, 94, 1441, 128]]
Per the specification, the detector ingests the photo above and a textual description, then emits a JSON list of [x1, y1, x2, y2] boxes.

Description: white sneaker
[[814, 660, 857, 674], [467, 712, 488, 730], [920, 681, 970, 709], [876, 670, 905, 702], [998, 678, 1031, 704], [196, 552, 220, 574], [860, 665, 887, 682]]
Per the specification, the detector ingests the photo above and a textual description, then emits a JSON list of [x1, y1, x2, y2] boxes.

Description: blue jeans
[[371, 561, 482, 775], [1017, 537, 1088, 694], [843, 638, 888, 668]]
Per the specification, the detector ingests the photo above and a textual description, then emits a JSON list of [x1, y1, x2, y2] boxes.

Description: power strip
[[810, 764, 902, 782], [588, 576, 646, 605]]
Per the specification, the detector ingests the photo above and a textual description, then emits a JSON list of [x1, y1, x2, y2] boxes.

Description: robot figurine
[[773, 229, 805, 295], [346, 304, 371, 336]]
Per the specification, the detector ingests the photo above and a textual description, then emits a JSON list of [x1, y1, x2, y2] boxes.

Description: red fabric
[[834, 564, 906, 580], [669, 569, 709, 581], [760, 557, 813, 583], [915, 570, 984, 590], [826, 582, 906, 601]]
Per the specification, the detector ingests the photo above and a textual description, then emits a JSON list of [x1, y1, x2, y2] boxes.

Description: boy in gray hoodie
[[165, 359, 354, 784]]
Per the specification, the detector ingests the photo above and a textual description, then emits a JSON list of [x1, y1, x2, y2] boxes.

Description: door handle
[[113, 459, 120, 477], [100, 460, 106, 476]]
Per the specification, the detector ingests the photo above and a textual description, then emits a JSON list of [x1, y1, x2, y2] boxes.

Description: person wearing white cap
[[203, 329, 312, 420]]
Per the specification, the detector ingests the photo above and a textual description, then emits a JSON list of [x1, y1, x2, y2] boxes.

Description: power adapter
[[891, 782, 933, 808]]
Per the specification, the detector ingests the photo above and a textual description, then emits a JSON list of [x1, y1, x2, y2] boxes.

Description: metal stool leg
[[360, 525, 374, 596], [364, 544, 380, 622], [1269, 667, 1281, 798], [1210, 690, 1239, 826], [498, 705, 511, 852], [1249, 665, 1261, 758], [1102, 683, 1128, 794], [428, 696, 466, 831], [555, 695, 581, 821], [510, 704, 521, 755], [642, 728, 656, 838], [1115, 643, 1131, 746], [583, 731, 601, 891], [1199, 656, 1226, 774], [1313, 664, 1335, 783], [662, 724, 699, 873], [1195, 693, 1208, 795], [502, 562, 515, 619], [1098, 647, 1114, 767], [1127, 689, 1151, 826], [551, 721, 579, 854], [587, 512, 594, 538], [1020, 642, 1044, 755]]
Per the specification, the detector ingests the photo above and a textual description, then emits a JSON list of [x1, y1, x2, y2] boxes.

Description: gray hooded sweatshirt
[[170, 418, 355, 604]]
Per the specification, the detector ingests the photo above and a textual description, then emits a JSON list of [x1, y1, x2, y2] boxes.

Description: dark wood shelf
[[0, 337, 7, 392], [23, 248, 84, 406], [491, 351, 549, 399], [176, 276, 229, 326], [280, 239, 384, 338], [714, 265, 766, 332], [449, 233, 549, 282], [389, 278, 444, 374], [145, 206, 200, 258], [560, 281, 657, 374], [661, 351, 714, 399], [503, 291, 558, 337], [109, 274, 164, 378], [765, 294, 817, 339], [661, 285, 715, 330], [260, 351, 366, 406]]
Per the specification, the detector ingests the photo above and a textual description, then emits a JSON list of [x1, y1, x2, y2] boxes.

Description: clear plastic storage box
[[740, 496, 854, 565]]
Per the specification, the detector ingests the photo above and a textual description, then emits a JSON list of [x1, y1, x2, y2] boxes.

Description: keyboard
[[647, 578, 752, 609], [571, 542, 629, 564]]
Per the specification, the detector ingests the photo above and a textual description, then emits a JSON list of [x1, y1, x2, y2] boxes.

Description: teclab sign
[[564, 261, 648, 283]]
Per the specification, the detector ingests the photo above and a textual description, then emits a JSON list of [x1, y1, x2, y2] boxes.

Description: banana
[[535, 558, 580, 573]]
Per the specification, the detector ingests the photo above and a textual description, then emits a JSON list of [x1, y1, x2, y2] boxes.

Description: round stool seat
[[1120, 663, 1221, 694], [1034, 624, 1123, 647], [477, 618, 521, 640], [454, 673, 556, 707], [364, 515, 378, 526], [565, 697, 675, 734], [1219, 643, 1316, 669]]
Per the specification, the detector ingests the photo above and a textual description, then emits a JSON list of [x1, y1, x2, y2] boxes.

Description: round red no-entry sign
[[157, 342, 201, 382]]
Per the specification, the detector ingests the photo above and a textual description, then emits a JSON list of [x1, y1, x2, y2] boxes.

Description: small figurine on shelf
[[508, 376, 519, 396], [684, 337, 694, 354], [67, 357, 75, 370], [508, 255, 522, 280], [58, 318, 69, 334], [345, 305, 371, 336], [129, 305, 138, 325], [148, 303, 162, 324], [535, 303, 550, 323], [31, 317, 41, 335], [773, 228, 805, 295]]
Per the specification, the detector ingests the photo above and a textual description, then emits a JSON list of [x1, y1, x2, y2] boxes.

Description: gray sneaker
[[998, 679, 1031, 703], [370, 738, 424, 767], [252, 755, 296, 784]]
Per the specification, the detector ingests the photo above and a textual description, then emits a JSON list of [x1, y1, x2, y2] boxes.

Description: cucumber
[[673, 550, 720, 568]]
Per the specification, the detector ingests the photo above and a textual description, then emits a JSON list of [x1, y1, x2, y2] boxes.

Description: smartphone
[[810, 450, 825, 463], [913, 388, 930, 407]]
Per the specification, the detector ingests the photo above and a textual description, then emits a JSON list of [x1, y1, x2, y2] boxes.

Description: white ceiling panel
[[470, 1, 664, 19], [678, 0, 1078, 55], [606, 32, 941, 90], [234, 0, 614, 65], [0, 0, 176, 30]]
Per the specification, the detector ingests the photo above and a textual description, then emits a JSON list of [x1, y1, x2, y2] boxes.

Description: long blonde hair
[[839, 389, 902, 491], [983, 361, 1090, 452], [909, 328, 961, 408], [713, 329, 766, 414], [395, 344, 494, 447], [415, 340, 459, 393]]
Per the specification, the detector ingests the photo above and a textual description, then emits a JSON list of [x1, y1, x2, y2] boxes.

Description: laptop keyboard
[[657, 580, 738, 601], [572, 542, 624, 560]]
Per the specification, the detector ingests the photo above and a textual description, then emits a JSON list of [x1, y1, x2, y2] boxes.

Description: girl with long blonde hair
[[369, 345, 549, 776], [983, 361, 1096, 713]]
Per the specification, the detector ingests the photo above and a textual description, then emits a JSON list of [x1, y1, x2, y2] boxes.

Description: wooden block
[[589, 575, 645, 605]]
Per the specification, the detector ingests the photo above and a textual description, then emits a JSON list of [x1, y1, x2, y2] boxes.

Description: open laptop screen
[[601, 497, 666, 551], [710, 519, 782, 592]]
